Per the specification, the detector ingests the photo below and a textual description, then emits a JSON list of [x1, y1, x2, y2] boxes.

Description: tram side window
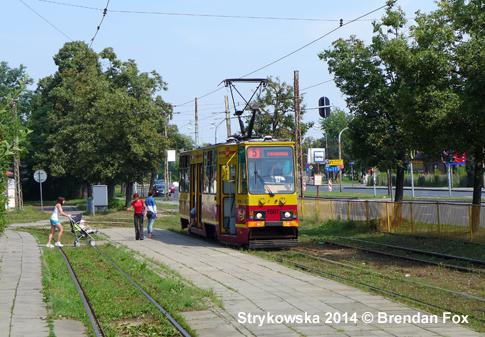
[[179, 154, 190, 193], [203, 151, 210, 193], [210, 150, 217, 194], [238, 147, 247, 194], [203, 149, 217, 194]]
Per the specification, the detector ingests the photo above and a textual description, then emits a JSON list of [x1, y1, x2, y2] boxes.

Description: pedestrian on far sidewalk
[[126, 193, 147, 240], [145, 190, 157, 238], [47, 197, 71, 248]]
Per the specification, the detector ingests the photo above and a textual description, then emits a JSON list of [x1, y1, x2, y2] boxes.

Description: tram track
[[57, 244, 191, 337], [277, 250, 485, 325], [310, 238, 485, 274]]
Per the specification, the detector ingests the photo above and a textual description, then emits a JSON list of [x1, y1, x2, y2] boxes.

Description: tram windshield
[[247, 146, 295, 195]]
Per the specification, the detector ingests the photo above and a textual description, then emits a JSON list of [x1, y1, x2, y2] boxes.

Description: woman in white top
[[47, 197, 71, 248]]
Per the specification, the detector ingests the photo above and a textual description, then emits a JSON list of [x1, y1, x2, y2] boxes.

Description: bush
[[108, 198, 125, 211]]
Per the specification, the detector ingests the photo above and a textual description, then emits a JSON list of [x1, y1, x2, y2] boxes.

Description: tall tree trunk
[[387, 169, 392, 197], [120, 182, 125, 195], [125, 182, 134, 208], [81, 181, 92, 199], [108, 184, 115, 199], [149, 171, 156, 192], [394, 151, 405, 203], [471, 148, 483, 233]]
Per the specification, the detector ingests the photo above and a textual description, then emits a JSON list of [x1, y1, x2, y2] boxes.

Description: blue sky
[[3, 0, 438, 143]]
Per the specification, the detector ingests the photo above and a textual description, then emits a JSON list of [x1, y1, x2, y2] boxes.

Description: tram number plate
[[267, 209, 279, 215]]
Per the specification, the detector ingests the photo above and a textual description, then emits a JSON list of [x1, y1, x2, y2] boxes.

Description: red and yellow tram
[[179, 138, 299, 248]]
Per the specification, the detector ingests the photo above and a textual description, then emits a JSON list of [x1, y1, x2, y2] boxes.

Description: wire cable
[[89, 0, 110, 49], [18, 0, 73, 41], [37, 1, 380, 22]]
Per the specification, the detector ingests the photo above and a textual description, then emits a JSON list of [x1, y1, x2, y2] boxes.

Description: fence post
[[468, 204, 473, 243], [410, 203, 414, 235], [387, 202, 391, 233], [366, 200, 369, 227], [436, 202, 441, 237], [331, 200, 334, 220], [315, 198, 318, 221], [348, 201, 351, 220]]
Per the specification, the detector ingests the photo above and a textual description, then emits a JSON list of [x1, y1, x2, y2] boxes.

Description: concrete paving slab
[[101, 227, 483, 337]]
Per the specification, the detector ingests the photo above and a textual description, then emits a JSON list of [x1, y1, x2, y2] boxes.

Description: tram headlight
[[249, 210, 266, 220], [281, 210, 293, 220]]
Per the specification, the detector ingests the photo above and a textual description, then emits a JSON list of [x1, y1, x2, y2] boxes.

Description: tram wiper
[[254, 170, 275, 197]]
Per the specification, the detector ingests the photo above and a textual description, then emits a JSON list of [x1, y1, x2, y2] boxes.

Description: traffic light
[[19, 165, 28, 184], [4, 165, 29, 183], [318, 97, 331, 118], [446, 152, 454, 163], [6, 167, 14, 179]]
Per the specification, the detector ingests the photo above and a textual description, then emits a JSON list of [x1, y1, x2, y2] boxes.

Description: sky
[[3, 0, 439, 145]]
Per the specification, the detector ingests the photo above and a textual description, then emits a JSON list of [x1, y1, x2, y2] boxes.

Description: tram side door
[[190, 163, 202, 228], [220, 164, 236, 235]]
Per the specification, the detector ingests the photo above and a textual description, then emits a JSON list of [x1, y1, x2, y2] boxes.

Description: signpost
[[33, 169, 47, 211]]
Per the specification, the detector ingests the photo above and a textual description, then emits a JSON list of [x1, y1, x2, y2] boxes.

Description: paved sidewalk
[[103, 227, 482, 337], [1, 218, 87, 337], [0, 229, 50, 336], [1, 221, 482, 337]]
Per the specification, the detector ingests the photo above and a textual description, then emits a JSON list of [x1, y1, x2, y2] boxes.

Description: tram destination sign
[[248, 147, 291, 158]]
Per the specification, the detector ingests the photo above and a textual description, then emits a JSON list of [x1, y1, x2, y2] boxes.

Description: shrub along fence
[[298, 199, 485, 244]]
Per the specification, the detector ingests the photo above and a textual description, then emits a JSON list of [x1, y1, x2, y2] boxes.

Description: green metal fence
[[298, 199, 485, 244]]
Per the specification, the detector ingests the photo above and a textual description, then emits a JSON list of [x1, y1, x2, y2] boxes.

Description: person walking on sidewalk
[[126, 193, 147, 240], [145, 190, 157, 238], [47, 197, 71, 248]]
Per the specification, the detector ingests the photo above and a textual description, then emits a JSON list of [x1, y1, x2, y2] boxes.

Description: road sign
[[34, 170, 47, 183], [349, 162, 355, 165], [329, 159, 343, 166], [325, 166, 339, 172]]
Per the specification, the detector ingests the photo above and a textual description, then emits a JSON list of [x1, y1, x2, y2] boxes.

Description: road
[[305, 184, 475, 199]]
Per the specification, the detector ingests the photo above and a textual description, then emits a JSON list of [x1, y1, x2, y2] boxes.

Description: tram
[[178, 79, 299, 248]]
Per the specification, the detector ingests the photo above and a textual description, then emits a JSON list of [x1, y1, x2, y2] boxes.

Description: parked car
[[153, 183, 171, 197], [169, 184, 175, 193]]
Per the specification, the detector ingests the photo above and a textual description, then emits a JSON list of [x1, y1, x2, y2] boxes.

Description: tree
[[406, 0, 485, 230], [249, 76, 313, 140], [29, 42, 171, 205], [319, 2, 415, 202]]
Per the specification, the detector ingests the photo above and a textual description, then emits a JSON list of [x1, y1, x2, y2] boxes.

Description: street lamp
[[211, 119, 226, 144], [339, 127, 349, 192]]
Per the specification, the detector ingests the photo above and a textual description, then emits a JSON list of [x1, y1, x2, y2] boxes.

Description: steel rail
[[92, 246, 192, 337], [332, 236, 485, 266], [278, 256, 485, 324], [312, 239, 484, 274], [58, 247, 105, 337], [291, 249, 485, 302]]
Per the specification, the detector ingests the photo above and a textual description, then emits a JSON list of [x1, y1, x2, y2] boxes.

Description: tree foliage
[[29, 41, 171, 203], [0, 64, 32, 229], [319, 3, 412, 201], [249, 76, 313, 140]]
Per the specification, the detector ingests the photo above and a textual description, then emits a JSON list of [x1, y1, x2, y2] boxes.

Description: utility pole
[[13, 101, 23, 210], [195, 98, 199, 148], [294, 71, 303, 198], [225, 95, 231, 139], [164, 123, 170, 200]]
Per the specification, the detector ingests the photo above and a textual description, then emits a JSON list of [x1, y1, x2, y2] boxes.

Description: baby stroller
[[69, 213, 96, 247]]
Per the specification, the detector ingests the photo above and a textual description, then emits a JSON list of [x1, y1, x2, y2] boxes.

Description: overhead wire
[[38, 0, 380, 22], [88, 0, 110, 49], [174, 4, 388, 108], [18, 0, 73, 41]]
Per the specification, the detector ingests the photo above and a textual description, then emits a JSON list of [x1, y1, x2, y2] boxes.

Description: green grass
[[28, 227, 219, 337]]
